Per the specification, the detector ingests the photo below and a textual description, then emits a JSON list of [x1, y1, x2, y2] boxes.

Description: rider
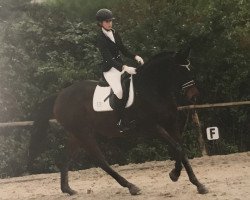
[[96, 8, 144, 133]]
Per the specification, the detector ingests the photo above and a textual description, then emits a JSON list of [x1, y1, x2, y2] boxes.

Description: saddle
[[93, 73, 134, 112]]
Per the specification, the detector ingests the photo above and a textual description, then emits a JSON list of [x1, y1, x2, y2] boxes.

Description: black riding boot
[[113, 98, 135, 133]]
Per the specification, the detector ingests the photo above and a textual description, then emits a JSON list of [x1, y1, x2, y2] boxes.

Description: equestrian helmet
[[96, 8, 114, 22]]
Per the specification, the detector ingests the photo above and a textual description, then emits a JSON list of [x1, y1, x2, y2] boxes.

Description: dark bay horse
[[28, 48, 208, 196]]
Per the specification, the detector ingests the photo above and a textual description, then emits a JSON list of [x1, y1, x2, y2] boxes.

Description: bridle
[[178, 60, 197, 132], [182, 80, 196, 90], [180, 60, 191, 71], [179, 60, 196, 91]]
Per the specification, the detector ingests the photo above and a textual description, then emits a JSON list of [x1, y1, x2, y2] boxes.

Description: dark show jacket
[[97, 29, 135, 72]]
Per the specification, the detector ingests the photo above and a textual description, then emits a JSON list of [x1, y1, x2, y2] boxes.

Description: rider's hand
[[122, 65, 137, 75], [135, 55, 144, 65]]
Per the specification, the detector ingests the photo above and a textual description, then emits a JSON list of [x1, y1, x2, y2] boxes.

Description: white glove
[[135, 55, 144, 65], [122, 65, 137, 75]]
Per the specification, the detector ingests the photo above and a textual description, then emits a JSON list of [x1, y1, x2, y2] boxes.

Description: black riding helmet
[[96, 8, 115, 22]]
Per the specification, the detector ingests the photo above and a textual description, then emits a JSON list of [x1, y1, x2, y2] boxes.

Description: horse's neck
[[135, 60, 173, 92], [134, 66, 174, 109]]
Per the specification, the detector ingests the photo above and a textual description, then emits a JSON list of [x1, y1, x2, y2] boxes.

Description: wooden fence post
[[192, 110, 208, 156]]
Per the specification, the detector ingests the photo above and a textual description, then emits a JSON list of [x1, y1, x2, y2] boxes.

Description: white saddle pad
[[93, 76, 134, 112]]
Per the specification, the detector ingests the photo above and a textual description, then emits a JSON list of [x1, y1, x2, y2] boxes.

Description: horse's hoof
[[169, 170, 179, 182], [129, 184, 141, 195], [69, 189, 78, 196], [197, 185, 209, 194], [62, 188, 78, 196]]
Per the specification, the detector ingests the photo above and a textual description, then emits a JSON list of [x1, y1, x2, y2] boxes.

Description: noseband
[[182, 80, 195, 90]]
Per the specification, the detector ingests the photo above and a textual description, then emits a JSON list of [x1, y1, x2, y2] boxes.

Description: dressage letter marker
[[206, 127, 219, 140]]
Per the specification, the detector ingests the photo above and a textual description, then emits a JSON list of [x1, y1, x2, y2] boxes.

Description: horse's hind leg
[[81, 135, 141, 195], [58, 133, 80, 195]]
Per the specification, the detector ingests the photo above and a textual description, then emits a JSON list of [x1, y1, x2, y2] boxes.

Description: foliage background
[[0, 0, 249, 177]]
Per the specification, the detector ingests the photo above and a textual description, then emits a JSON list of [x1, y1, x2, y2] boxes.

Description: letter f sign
[[206, 127, 219, 140]]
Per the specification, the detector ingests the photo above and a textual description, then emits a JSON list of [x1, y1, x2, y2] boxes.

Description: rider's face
[[101, 20, 113, 30]]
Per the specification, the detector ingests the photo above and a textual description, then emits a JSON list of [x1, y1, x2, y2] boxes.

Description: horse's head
[[136, 48, 199, 104], [174, 47, 200, 103]]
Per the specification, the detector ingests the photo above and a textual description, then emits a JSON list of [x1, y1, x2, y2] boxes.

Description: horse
[[28, 47, 208, 196]]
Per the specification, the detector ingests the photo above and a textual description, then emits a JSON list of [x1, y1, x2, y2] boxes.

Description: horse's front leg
[[156, 125, 208, 194], [182, 155, 208, 194], [168, 110, 190, 182], [169, 158, 183, 182]]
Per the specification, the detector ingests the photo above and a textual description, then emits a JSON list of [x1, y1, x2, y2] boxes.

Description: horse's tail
[[27, 94, 57, 172]]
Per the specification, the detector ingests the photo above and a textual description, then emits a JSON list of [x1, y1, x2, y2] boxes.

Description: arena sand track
[[0, 152, 249, 200]]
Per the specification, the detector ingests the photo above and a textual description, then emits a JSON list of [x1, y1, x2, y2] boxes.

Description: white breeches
[[103, 67, 123, 99]]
